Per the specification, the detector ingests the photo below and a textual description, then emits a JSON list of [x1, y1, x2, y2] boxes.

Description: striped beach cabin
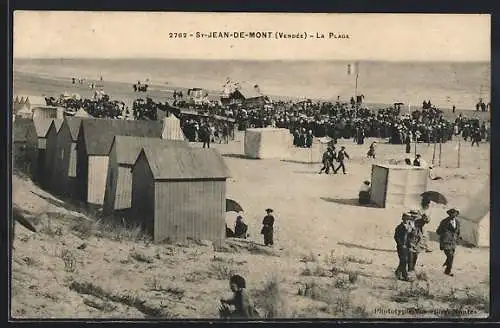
[[28, 118, 58, 184], [51, 117, 83, 199], [103, 136, 190, 216], [76, 119, 164, 206], [44, 118, 64, 191], [131, 146, 230, 245], [13, 118, 37, 173]]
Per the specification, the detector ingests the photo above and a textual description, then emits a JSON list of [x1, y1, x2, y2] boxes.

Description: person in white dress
[[418, 194, 435, 252]]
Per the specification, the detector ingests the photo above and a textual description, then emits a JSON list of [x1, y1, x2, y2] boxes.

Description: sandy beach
[[12, 100, 490, 318], [11, 11, 491, 319]]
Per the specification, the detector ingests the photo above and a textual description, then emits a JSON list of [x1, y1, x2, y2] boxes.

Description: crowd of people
[[45, 93, 127, 118], [45, 77, 492, 151], [229, 99, 490, 148]]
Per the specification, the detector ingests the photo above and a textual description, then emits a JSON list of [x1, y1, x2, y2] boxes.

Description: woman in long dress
[[367, 141, 376, 159]]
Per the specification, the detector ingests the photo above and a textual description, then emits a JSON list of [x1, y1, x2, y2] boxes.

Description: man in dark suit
[[436, 208, 461, 276], [334, 146, 350, 174], [394, 212, 414, 281], [261, 208, 275, 246]]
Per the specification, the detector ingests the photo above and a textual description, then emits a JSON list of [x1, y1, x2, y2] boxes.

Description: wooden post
[[438, 142, 442, 167], [310, 144, 313, 166], [457, 137, 461, 168], [414, 139, 417, 157], [432, 142, 437, 165]]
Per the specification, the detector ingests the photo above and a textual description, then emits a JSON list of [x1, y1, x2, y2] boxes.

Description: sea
[[13, 58, 490, 110]]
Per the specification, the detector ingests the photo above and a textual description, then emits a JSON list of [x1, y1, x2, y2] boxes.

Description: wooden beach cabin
[[131, 146, 230, 245], [50, 117, 83, 199], [103, 136, 190, 216], [27, 117, 58, 185], [76, 119, 164, 206], [44, 118, 64, 192], [13, 118, 37, 173], [33, 106, 65, 120]]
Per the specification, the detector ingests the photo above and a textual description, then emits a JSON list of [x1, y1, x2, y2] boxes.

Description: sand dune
[[11, 130, 489, 318]]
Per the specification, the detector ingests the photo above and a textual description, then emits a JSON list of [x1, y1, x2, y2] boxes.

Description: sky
[[13, 12, 491, 62]]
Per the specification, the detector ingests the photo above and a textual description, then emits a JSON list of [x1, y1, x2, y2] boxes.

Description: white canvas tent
[[161, 115, 185, 140], [244, 128, 292, 159], [458, 183, 490, 247], [74, 108, 91, 118], [307, 136, 335, 164], [370, 164, 428, 208]]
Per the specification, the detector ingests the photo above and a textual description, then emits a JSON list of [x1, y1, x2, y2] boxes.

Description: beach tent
[[161, 114, 186, 140], [74, 108, 91, 118], [457, 183, 490, 247], [370, 164, 428, 208], [244, 128, 292, 159]]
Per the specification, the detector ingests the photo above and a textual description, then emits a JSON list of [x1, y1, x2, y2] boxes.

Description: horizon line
[[13, 57, 491, 64]]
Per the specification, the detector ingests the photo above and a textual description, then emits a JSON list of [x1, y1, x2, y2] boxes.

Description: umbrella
[[420, 191, 448, 205], [226, 198, 244, 213]]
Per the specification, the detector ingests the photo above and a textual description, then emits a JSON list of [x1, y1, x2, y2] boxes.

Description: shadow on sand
[[337, 241, 396, 253], [320, 197, 378, 208], [222, 153, 259, 160], [281, 159, 320, 165], [31, 191, 99, 217]]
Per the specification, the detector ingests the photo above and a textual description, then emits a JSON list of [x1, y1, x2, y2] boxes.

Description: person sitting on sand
[[428, 166, 442, 181], [358, 180, 371, 205], [413, 154, 428, 168], [219, 275, 259, 319], [234, 215, 248, 239]]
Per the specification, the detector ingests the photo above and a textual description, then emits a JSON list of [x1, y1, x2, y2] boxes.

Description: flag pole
[[457, 137, 461, 168], [355, 72, 359, 99], [432, 142, 437, 165]]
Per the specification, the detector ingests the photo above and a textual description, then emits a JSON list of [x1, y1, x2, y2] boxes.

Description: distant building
[[221, 85, 269, 108], [131, 146, 230, 245]]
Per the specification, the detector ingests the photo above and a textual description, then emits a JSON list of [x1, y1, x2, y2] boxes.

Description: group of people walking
[[318, 145, 350, 175], [394, 197, 461, 281]]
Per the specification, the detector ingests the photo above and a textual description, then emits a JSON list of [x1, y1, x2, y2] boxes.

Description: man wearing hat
[[394, 212, 414, 281], [334, 146, 350, 174], [407, 210, 429, 275], [318, 147, 334, 174], [261, 208, 275, 246], [436, 208, 461, 276]]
